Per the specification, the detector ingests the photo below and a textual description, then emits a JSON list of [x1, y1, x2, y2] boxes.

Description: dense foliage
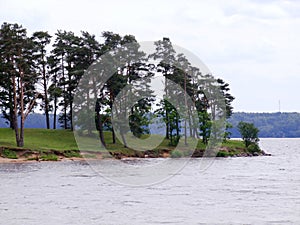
[[237, 121, 259, 148]]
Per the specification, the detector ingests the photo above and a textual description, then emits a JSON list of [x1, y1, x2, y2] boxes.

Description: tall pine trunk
[[112, 129, 116, 144], [19, 72, 25, 147], [184, 72, 188, 145], [43, 60, 50, 129], [12, 76, 20, 146], [95, 106, 106, 147], [53, 101, 57, 129], [94, 81, 106, 147], [8, 91, 14, 129], [53, 72, 58, 129], [166, 108, 170, 139], [165, 77, 170, 139], [109, 91, 116, 144], [97, 113, 106, 147]]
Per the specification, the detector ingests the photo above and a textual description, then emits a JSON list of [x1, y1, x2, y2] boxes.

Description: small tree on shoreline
[[237, 121, 259, 148]]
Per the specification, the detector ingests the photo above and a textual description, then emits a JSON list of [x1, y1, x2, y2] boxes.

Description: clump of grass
[[221, 140, 245, 149], [40, 154, 58, 161], [1, 149, 18, 159], [63, 150, 81, 158], [216, 151, 229, 157], [171, 150, 183, 158]]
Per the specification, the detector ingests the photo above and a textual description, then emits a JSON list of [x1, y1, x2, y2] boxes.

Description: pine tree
[[52, 30, 84, 130], [0, 22, 38, 147], [31, 31, 52, 129], [47, 55, 61, 129], [150, 37, 177, 140]]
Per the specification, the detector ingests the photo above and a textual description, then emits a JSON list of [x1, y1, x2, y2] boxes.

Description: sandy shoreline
[[0, 145, 271, 164], [0, 156, 95, 164]]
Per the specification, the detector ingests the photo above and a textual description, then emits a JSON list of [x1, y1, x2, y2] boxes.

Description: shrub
[[40, 154, 58, 161], [171, 150, 183, 158], [216, 151, 229, 157], [1, 149, 18, 159], [247, 143, 260, 153]]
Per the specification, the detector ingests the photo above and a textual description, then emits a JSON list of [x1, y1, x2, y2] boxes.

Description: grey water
[[0, 139, 299, 224]]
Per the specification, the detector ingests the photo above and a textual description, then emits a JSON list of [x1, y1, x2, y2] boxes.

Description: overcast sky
[[1, 0, 300, 112]]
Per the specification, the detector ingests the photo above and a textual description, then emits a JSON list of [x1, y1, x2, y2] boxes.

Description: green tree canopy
[[237, 121, 259, 147]]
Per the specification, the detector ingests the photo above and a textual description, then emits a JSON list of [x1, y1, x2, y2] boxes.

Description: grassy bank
[[0, 128, 265, 161]]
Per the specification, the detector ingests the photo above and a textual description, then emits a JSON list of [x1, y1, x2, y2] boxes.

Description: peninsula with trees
[[0, 22, 269, 162]]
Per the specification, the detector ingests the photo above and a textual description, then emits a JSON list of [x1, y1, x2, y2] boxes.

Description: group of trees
[[229, 112, 300, 138], [0, 22, 235, 147]]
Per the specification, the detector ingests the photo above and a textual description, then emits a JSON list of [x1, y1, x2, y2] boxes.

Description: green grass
[[40, 153, 58, 161], [0, 128, 78, 151], [0, 128, 246, 157], [216, 151, 228, 157], [221, 139, 245, 149], [63, 150, 82, 158], [1, 148, 18, 159]]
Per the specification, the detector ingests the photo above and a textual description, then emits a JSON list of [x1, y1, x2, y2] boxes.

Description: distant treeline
[[228, 112, 300, 138], [0, 113, 60, 129], [2, 112, 300, 138]]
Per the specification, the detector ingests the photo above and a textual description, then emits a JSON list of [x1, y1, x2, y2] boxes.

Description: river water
[[0, 139, 299, 224]]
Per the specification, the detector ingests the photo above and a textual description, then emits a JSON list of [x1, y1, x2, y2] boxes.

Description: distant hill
[[2, 112, 300, 138], [228, 112, 300, 138]]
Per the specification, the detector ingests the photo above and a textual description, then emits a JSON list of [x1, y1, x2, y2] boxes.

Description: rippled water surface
[[0, 139, 299, 224]]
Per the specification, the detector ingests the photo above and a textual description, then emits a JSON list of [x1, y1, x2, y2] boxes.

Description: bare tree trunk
[[110, 91, 116, 144], [191, 76, 198, 138], [188, 108, 193, 138], [96, 110, 106, 147], [120, 133, 128, 148], [193, 112, 200, 139], [94, 79, 106, 147], [184, 73, 188, 145], [69, 99, 73, 131], [86, 89, 92, 136], [176, 114, 179, 138], [63, 91, 68, 129], [12, 76, 20, 146], [8, 91, 14, 129], [112, 129, 116, 144], [68, 71, 73, 131], [43, 60, 50, 129], [53, 96, 57, 129], [19, 72, 25, 147], [166, 108, 170, 139], [53, 72, 57, 129], [14, 70, 38, 147], [61, 55, 68, 129]]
